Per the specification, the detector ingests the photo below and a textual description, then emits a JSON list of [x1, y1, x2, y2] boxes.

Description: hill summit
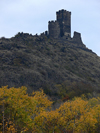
[[41, 9, 84, 47], [0, 9, 100, 99]]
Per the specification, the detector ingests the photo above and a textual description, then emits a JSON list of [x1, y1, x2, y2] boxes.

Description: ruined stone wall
[[72, 32, 83, 44], [48, 21, 60, 38]]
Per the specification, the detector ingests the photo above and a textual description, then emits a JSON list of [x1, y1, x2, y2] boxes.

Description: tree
[[57, 97, 97, 133], [0, 86, 52, 132]]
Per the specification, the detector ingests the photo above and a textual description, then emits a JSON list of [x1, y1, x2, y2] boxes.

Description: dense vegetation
[[0, 33, 100, 100], [0, 86, 100, 133]]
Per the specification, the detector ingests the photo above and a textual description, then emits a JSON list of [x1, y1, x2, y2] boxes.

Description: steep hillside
[[0, 33, 100, 99]]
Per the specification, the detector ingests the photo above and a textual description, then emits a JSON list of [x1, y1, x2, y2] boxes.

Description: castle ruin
[[49, 9, 71, 38], [47, 9, 83, 45]]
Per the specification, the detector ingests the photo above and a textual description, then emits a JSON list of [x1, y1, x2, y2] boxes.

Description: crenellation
[[49, 20, 56, 23], [56, 9, 71, 14]]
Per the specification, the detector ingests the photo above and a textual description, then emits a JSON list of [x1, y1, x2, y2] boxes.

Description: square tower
[[48, 21, 60, 38], [56, 9, 71, 37]]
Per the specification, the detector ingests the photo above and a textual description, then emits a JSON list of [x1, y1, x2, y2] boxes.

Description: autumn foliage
[[0, 86, 100, 133]]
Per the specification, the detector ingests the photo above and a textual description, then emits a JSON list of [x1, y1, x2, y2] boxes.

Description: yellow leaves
[[32, 89, 52, 107], [88, 97, 100, 107], [34, 110, 61, 133], [32, 89, 53, 115], [57, 97, 100, 132], [0, 86, 53, 132], [0, 86, 100, 132], [76, 111, 97, 132], [7, 125, 17, 133]]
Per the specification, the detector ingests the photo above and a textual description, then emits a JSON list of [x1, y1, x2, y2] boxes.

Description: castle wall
[[48, 21, 60, 38]]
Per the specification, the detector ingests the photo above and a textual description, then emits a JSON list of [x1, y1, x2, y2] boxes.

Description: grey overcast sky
[[0, 0, 100, 56]]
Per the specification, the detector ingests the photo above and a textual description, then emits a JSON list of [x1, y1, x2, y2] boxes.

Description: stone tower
[[48, 9, 84, 45], [48, 21, 60, 38], [56, 9, 71, 37], [48, 9, 71, 38]]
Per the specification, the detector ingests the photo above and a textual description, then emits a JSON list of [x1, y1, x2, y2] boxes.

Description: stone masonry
[[48, 9, 83, 45]]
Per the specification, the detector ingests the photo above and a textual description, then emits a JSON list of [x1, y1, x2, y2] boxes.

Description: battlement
[[49, 20, 58, 24], [56, 9, 71, 15]]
